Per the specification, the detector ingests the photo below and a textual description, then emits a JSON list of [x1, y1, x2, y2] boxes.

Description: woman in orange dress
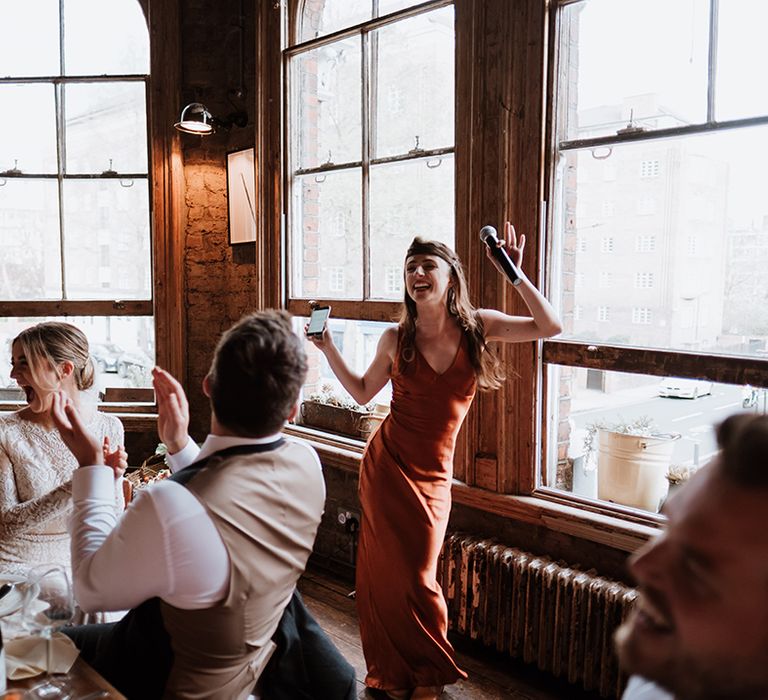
[[309, 224, 561, 700]]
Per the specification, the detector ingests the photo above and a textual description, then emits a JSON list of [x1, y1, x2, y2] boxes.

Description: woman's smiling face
[[10, 341, 64, 414], [405, 254, 453, 304]]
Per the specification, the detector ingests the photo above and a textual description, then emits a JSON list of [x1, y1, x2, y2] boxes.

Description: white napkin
[[4, 632, 80, 679]]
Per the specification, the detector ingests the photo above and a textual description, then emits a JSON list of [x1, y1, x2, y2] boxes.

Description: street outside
[[570, 383, 765, 468]]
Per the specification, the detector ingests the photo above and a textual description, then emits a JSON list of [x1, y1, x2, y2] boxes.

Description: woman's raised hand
[[304, 324, 333, 351], [503, 221, 526, 268], [485, 221, 526, 274], [103, 436, 128, 478], [51, 391, 103, 468]]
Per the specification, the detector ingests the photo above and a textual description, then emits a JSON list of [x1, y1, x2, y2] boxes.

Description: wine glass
[[21, 565, 75, 699]]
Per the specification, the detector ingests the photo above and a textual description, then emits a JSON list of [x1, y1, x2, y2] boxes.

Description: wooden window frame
[[539, 0, 768, 527], [283, 0, 455, 323], [275, 0, 551, 495], [254, 0, 752, 550], [0, 0, 185, 423]]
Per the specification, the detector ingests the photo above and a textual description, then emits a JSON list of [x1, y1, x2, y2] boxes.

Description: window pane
[[560, 0, 708, 140], [0, 85, 58, 174], [378, 0, 429, 16], [62, 179, 151, 300], [291, 170, 362, 299], [0, 1, 60, 77], [369, 155, 454, 299], [294, 316, 393, 407], [0, 179, 62, 300], [63, 0, 149, 76], [64, 82, 148, 174], [373, 7, 454, 158], [715, 0, 768, 120], [0, 316, 155, 393], [554, 125, 768, 357], [544, 364, 765, 513], [298, 0, 371, 43], [291, 37, 362, 170]]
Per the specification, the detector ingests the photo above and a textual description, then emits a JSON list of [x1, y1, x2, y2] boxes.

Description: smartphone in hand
[[306, 305, 331, 338]]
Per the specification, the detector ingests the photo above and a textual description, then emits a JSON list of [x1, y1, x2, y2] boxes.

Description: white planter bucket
[[597, 429, 680, 511]]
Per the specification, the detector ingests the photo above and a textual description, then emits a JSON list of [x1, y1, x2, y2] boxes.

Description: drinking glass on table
[[21, 565, 75, 699]]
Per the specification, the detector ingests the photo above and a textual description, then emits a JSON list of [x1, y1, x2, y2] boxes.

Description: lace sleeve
[[0, 444, 72, 539], [102, 414, 126, 513], [106, 415, 125, 451]]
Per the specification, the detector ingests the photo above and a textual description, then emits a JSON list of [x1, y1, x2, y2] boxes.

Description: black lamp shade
[[174, 102, 214, 134]]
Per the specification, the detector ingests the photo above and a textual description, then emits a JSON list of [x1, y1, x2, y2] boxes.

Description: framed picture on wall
[[226, 147, 256, 244]]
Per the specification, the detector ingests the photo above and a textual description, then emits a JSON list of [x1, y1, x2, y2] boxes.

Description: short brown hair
[[716, 414, 768, 488], [207, 310, 307, 437], [14, 322, 95, 391]]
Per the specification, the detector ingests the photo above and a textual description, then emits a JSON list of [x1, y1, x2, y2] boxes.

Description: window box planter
[[299, 400, 385, 441]]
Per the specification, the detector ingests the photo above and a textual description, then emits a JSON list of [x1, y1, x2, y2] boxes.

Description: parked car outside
[[91, 342, 124, 374], [658, 377, 713, 399], [117, 350, 153, 379]]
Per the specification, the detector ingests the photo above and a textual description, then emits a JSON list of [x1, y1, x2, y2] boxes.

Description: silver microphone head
[[479, 225, 497, 243]]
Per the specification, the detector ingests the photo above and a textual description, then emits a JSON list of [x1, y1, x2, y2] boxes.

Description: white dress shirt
[[622, 676, 675, 700], [70, 432, 319, 614]]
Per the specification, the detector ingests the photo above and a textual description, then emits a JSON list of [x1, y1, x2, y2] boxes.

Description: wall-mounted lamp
[[174, 102, 248, 135], [174, 0, 249, 136]]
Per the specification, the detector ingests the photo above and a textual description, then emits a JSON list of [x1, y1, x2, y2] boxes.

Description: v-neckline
[[415, 335, 463, 377]]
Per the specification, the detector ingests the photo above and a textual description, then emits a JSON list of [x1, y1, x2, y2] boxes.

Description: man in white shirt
[[54, 310, 356, 699], [616, 414, 768, 700]]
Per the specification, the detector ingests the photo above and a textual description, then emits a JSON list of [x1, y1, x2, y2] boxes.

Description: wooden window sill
[[285, 425, 658, 553]]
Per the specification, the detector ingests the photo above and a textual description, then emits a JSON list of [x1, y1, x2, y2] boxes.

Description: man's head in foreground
[[205, 310, 307, 437], [616, 413, 768, 699]]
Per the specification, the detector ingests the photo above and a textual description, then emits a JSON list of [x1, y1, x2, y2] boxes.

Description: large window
[[286, 0, 454, 402], [0, 1, 154, 397], [543, 0, 768, 516]]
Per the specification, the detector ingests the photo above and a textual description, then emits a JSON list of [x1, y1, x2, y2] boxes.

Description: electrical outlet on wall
[[336, 508, 360, 533]]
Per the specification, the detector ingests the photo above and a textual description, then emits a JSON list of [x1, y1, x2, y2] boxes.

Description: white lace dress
[[0, 409, 124, 577]]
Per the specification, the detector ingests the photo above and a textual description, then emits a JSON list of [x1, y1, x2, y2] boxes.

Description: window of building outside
[[600, 236, 614, 253], [635, 234, 656, 253], [543, 0, 768, 518], [0, 1, 153, 403], [287, 0, 454, 412], [634, 272, 654, 289]]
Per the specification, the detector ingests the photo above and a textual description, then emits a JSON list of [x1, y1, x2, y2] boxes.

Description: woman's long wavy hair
[[399, 237, 505, 391]]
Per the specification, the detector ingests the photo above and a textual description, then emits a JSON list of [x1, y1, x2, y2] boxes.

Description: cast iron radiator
[[438, 533, 638, 699]]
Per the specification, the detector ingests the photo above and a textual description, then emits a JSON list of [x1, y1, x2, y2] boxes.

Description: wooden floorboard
[[298, 570, 602, 700]]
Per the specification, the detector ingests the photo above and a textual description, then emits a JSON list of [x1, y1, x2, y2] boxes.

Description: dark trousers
[[64, 591, 357, 700], [64, 598, 172, 700]]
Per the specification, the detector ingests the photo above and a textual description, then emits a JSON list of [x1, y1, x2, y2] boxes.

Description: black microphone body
[[480, 225, 523, 286]]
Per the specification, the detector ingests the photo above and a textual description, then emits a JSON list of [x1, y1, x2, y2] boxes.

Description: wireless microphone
[[479, 225, 523, 286]]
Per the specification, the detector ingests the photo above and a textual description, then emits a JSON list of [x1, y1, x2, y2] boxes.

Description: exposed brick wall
[[178, 0, 260, 439]]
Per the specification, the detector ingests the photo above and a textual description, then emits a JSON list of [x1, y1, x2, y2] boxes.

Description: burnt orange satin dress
[[356, 332, 476, 690]]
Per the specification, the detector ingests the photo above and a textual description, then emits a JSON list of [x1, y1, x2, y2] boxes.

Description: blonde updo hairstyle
[[13, 322, 95, 392]]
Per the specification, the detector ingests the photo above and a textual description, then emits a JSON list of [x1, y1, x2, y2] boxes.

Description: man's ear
[[202, 374, 211, 398], [286, 402, 299, 423]]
